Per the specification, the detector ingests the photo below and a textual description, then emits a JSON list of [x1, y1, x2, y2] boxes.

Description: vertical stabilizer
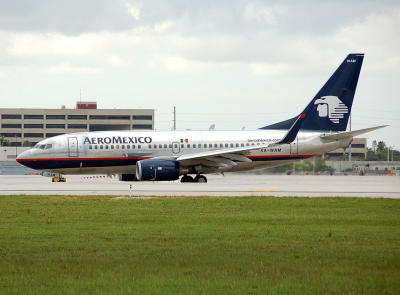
[[260, 53, 364, 132]]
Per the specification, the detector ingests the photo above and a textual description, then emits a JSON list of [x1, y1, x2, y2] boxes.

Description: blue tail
[[260, 53, 364, 132]]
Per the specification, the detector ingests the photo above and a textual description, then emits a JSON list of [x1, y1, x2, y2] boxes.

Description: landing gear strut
[[180, 175, 207, 183]]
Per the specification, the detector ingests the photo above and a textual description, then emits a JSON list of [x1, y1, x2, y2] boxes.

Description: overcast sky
[[0, 0, 399, 148]]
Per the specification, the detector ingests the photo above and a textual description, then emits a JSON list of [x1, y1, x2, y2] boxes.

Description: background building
[[324, 138, 367, 160], [0, 102, 154, 147]]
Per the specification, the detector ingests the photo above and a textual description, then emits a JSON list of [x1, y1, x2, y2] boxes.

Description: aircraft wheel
[[181, 175, 194, 183], [194, 175, 207, 183]]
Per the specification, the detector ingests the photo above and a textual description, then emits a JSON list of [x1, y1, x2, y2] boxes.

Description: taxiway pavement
[[0, 174, 399, 198]]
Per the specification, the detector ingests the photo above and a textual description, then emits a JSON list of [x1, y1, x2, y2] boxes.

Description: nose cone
[[17, 149, 32, 160], [16, 149, 35, 169]]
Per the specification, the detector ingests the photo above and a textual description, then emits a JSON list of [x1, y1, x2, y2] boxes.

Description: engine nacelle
[[136, 159, 180, 181]]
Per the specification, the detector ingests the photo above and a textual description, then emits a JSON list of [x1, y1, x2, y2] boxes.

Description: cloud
[[0, 2, 399, 77], [244, 3, 286, 25], [44, 63, 101, 74], [125, 1, 141, 21]]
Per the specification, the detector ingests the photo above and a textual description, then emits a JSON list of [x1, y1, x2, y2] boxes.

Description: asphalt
[[0, 174, 399, 198]]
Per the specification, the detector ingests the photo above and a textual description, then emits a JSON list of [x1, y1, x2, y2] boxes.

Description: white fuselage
[[16, 129, 345, 175]]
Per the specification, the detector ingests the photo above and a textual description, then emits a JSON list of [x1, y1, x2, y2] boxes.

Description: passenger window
[[111, 145, 114, 149], [138, 145, 141, 149], [230, 143, 234, 148], [89, 145, 92, 149], [235, 143, 239, 147], [132, 145, 135, 149], [169, 144, 172, 148], [164, 144, 167, 148], [95, 145, 98, 149], [241, 143, 244, 147], [105, 145, 109, 149], [251, 143, 255, 146], [246, 143, 249, 146], [198, 144, 202, 148], [100, 145, 103, 149], [193, 144, 197, 148], [149, 144, 152, 149], [220, 144, 223, 148], [181, 144, 184, 148], [127, 145, 130, 149], [187, 144, 190, 148], [225, 143, 228, 148], [159, 144, 162, 148], [116, 145, 120, 149], [121, 145, 125, 149], [214, 144, 218, 148]]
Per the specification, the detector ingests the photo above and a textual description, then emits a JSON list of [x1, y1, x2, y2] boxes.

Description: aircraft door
[[68, 137, 79, 157], [172, 141, 180, 154], [290, 137, 298, 155]]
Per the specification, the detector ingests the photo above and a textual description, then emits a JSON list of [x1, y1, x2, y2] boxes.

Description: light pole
[[15, 134, 17, 158], [388, 146, 394, 162]]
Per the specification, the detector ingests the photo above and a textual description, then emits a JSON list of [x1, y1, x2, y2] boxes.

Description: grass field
[[0, 195, 399, 294]]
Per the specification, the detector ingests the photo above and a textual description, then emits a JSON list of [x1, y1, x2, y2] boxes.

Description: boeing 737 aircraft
[[17, 53, 386, 183]]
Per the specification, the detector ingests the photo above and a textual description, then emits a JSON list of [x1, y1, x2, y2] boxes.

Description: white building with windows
[[0, 101, 154, 149]]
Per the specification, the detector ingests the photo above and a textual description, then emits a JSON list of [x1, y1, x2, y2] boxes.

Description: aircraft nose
[[17, 149, 32, 160]]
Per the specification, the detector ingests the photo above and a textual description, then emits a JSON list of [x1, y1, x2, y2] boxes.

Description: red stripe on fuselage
[[17, 154, 317, 162], [247, 154, 318, 159]]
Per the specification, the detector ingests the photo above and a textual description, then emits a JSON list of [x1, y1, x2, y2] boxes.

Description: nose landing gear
[[180, 175, 207, 183]]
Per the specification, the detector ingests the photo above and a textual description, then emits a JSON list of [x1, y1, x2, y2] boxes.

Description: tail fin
[[260, 53, 364, 132]]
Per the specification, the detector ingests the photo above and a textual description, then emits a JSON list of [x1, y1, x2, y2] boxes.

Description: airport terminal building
[[0, 102, 154, 147]]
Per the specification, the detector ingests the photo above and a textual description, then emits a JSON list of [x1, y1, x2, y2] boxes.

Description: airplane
[[16, 53, 386, 183]]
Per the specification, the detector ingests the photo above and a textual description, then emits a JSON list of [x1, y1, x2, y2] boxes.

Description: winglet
[[273, 114, 306, 145]]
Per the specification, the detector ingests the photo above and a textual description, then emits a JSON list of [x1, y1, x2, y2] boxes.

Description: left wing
[[176, 144, 268, 170], [176, 114, 306, 171]]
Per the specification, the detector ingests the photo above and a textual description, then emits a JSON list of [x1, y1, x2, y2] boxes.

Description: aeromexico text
[[84, 136, 152, 145]]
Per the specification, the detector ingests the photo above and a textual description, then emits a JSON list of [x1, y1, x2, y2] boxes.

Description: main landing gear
[[180, 175, 207, 183]]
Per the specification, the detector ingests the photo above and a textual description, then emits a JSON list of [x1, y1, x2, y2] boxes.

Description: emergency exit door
[[68, 137, 78, 157]]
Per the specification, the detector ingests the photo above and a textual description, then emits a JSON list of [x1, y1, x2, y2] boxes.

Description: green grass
[[0, 195, 399, 294]]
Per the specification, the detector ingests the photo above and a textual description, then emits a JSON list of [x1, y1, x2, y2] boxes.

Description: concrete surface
[[0, 174, 399, 198]]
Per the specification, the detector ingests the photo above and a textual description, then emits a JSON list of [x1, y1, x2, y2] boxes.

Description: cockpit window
[[45, 144, 52, 149], [39, 145, 46, 150], [34, 143, 40, 149]]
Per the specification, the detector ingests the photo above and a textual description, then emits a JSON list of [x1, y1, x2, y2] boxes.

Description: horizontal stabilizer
[[320, 125, 388, 141]]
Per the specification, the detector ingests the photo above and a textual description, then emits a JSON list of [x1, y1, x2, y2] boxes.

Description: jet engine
[[136, 159, 180, 181]]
